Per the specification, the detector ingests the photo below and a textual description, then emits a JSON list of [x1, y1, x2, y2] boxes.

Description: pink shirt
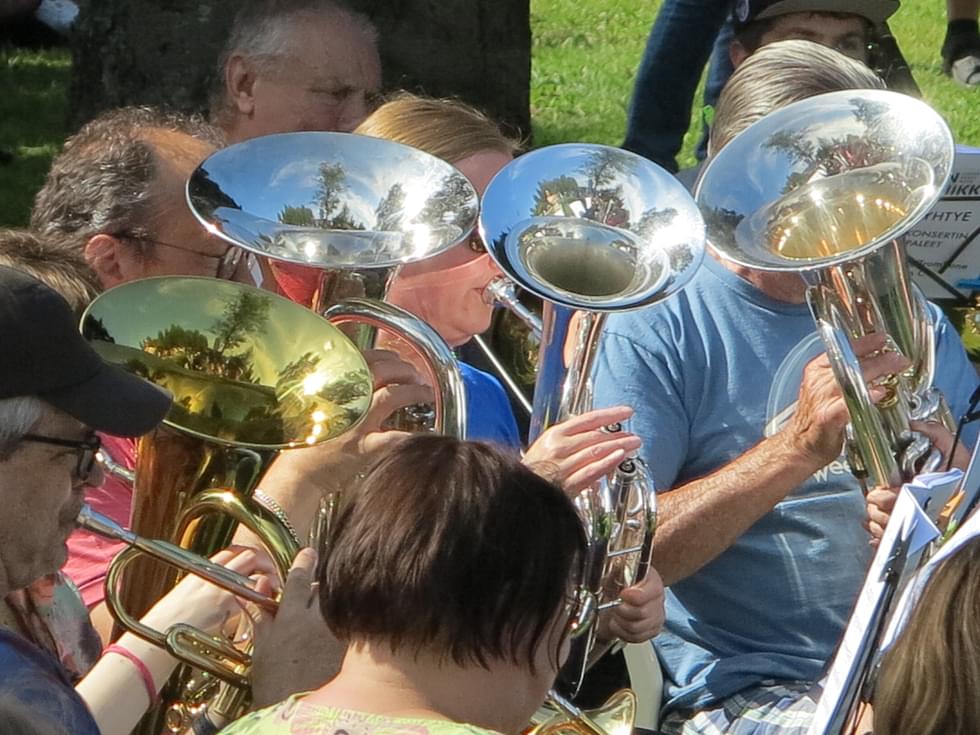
[[62, 435, 136, 608]]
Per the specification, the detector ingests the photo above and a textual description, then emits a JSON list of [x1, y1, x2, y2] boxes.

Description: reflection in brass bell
[[529, 689, 636, 735], [81, 276, 373, 448]]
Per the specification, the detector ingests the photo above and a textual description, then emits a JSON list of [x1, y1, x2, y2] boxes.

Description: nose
[[85, 458, 106, 489]]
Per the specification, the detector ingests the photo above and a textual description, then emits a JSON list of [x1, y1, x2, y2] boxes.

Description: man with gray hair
[[209, 0, 382, 143], [594, 40, 979, 734], [31, 106, 246, 290]]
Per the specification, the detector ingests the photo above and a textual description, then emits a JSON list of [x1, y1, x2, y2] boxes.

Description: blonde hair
[[354, 92, 521, 164], [709, 39, 885, 154], [874, 538, 980, 734]]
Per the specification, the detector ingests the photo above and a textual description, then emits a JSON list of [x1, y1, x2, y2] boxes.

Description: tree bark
[[69, 0, 530, 137]]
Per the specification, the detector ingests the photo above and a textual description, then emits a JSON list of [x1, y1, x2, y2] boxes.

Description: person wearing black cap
[[0, 266, 279, 735], [623, 0, 911, 177], [729, 0, 897, 66]]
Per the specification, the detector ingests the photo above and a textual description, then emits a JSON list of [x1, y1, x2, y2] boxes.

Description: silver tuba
[[480, 144, 706, 708], [696, 89, 957, 489], [188, 131, 473, 437]]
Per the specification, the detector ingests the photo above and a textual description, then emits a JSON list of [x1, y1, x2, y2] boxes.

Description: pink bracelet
[[103, 644, 159, 705]]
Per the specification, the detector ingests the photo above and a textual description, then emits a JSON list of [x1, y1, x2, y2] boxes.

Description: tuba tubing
[[695, 89, 957, 490], [77, 505, 280, 688]]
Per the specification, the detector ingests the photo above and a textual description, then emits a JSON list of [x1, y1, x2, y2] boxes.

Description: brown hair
[[354, 92, 522, 164], [0, 230, 99, 312], [320, 434, 586, 671], [709, 39, 884, 154], [733, 12, 872, 56], [30, 106, 223, 258], [874, 538, 980, 734]]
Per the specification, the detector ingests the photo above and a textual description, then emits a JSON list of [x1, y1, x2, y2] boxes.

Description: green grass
[[531, 0, 980, 163], [1, 0, 979, 226], [0, 45, 69, 227]]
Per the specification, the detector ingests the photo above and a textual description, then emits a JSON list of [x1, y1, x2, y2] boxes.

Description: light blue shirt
[[593, 255, 979, 714]]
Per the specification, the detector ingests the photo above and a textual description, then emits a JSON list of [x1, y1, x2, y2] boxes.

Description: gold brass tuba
[[480, 143, 706, 730], [81, 276, 374, 733], [695, 89, 957, 490], [187, 131, 474, 437]]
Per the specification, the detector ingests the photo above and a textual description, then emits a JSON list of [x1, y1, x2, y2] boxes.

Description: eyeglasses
[[21, 433, 102, 483], [120, 233, 244, 280]]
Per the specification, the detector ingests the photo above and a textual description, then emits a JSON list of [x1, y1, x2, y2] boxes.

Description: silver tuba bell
[[187, 131, 474, 437], [480, 144, 706, 706], [695, 89, 957, 489]]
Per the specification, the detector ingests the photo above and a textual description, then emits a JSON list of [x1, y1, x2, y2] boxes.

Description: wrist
[[771, 425, 834, 474]]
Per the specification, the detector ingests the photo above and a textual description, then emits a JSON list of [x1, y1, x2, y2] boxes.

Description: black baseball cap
[[0, 266, 172, 437], [733, 0, 899, 29]]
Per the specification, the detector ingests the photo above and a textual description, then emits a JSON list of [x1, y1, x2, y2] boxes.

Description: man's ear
[[84, 234, 134, 289], [730, 39, 750, 68], [226, 53, 258, 116]]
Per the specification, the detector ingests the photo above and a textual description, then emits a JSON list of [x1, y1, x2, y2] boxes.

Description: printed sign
[[906, 146, 980, 300]]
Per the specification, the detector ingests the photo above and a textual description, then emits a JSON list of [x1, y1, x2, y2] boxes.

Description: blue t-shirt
[[460, 361, 521, 452], [0, 628, 100, 735], [593, 255, 980, 714]]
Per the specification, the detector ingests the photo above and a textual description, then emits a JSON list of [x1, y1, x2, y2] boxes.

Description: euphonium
[[81, 276, 374, 733], [480, 144, 706, 730], [188, 131, 473, 437], [695, 89, 957, 490], [76, 505, 279, 688]]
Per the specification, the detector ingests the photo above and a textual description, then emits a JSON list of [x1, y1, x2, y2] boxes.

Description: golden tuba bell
[[480, 144, 706, 732], [695, 89, 957, 490], [81, 276, 374, 733], [187, 131, 475, 437]]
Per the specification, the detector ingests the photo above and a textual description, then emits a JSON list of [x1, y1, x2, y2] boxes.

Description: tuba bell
[[480, 143, 706, 729], [82, 276, 374, 733], [695, 89, 957, 490], [188, 131, 474, 437]]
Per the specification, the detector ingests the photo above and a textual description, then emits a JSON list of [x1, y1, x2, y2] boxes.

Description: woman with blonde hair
[[355, 94, 644, 492], [873, 536, 980, 735]]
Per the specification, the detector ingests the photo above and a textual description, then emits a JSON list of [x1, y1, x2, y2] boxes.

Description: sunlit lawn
[[1, 0, 978, 226]]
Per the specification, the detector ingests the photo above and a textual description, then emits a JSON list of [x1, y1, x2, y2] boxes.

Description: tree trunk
[[69, 0, 530, 137]]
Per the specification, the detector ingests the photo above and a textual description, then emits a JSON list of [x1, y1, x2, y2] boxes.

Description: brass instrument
[[695, 90, 959, 735], [81, 276, 374, 733], [480, 144, 706, 731], [76, 505, 278, 688], [187, 131, 474, 437], [695, 89, 957, 491]]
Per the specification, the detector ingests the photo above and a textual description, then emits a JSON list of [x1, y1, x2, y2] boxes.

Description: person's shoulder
[[0, 630, 99, 734], [459, 361, 508, 397]]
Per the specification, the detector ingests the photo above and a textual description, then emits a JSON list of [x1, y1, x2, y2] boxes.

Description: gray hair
[[709, 39, 886, 155], [208, 0, 378, 126], [0, 396, 44, 457], [30, 106, 224, 263]]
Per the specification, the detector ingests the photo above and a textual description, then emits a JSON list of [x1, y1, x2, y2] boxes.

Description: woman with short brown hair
[[224, 435, 589, 735]]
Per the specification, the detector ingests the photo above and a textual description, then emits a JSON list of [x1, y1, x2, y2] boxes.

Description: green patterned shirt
[[221, 695, 504, 735]]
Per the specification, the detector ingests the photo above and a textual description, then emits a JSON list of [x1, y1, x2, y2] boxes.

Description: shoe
[[948, 53, 980, 86], [942, 31, 980, 86]]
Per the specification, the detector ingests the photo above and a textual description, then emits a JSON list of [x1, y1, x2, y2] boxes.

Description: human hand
[[141, 546, 278, 635], [864, 485, 899, 546], [255, 349, 426, 538], [784, 334, 910, 469], [250, 548, 346, 708], [910, 419, 971, 472], [523, 406, 642, 496], [595, 568, 665, 644]]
